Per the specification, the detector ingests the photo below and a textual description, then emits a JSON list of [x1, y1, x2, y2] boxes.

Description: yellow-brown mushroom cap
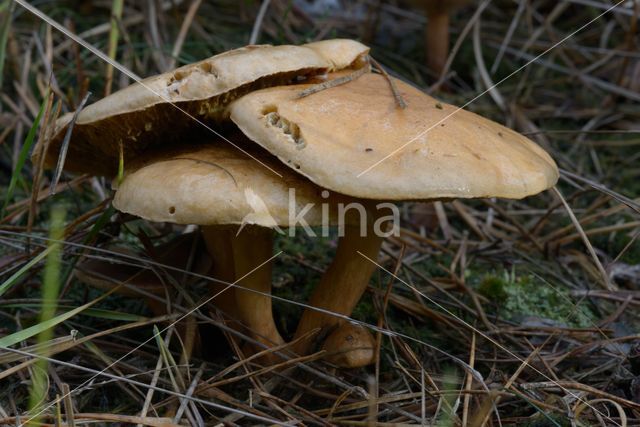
[[229, 73, 559, 201], [112, 139, 356, 228], [34, 39, 369, 176]]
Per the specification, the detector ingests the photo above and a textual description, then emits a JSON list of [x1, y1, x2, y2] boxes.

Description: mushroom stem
[[201, 225, 238, 319], [293, 210, 388, 358], [425, 7, 450, 77], [227, 225, 284, 349]]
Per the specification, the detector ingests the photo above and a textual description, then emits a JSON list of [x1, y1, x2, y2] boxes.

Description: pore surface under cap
[[229, 73, 559, 200], [35, 39, 369, 176], [112, 141, 355, 228]]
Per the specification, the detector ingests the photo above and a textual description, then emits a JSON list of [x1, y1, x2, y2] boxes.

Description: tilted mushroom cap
[[34, 39, 369, 176], [229, 73, 559, 200], [304, 39, 371, 70], [112, 138, 355, 228]]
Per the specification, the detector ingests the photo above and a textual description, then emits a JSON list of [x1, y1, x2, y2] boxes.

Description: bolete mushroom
[[111, 138, 356, 355], [228, 72, 559, 358]]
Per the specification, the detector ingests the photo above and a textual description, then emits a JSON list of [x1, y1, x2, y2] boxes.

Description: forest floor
[[1, 0, 640, 425]]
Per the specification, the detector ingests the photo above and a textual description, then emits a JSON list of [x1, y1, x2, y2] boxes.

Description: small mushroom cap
[[34, 39, 369, 176], [112, 138, 356, 228], [229, 72, 559, 200]]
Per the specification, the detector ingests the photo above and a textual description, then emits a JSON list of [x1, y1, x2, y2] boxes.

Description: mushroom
[[74, 232, 211, 358], [33, 39, 370, 176], [228, 72, 559, 359], [111, 138, 355, 355], [31, 39, 374, 365]]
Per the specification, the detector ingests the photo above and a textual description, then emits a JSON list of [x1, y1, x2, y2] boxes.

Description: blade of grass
[[0, 244, 56, 298], [116, 140, 124, 185], [0, 304, 145, 322], [1, 90, 49, 218], [0, 0, 14, 88], [59, 203, 115, 291], [104, 0, 123, 96], [50, 91, 90, 196], [28, 93, 57, 253], [0, 289, 119, 348], [153, 325, 185, 389], [27, 205, 65, 424]]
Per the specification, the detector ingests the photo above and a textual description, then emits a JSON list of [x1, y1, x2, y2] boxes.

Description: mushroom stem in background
[[230, 225, 285, 349], [293, 208, 390, 359], [425, 7, 450, 77], [421, 0, 471, 78]]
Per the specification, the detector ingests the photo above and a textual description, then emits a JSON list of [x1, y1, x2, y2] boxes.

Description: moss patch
[[477, 269, 596, 328]]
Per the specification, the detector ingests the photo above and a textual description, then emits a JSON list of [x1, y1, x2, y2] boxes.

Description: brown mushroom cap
[[112, 138, 355, 228], [34, 39, 369, 176], [229, 72, 559, 201]]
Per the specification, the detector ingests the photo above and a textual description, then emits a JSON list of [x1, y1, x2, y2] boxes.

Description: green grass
[[0, 0, 13, 88], [1, 91, 49, 217], [26, 205, 65, 424]]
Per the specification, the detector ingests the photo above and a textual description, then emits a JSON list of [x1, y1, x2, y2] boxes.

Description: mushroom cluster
[[36, 38, 558, 368]]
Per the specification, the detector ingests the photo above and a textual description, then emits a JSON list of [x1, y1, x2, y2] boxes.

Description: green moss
[[477, 269, 596, 328], [477, 275, 508, 302]]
